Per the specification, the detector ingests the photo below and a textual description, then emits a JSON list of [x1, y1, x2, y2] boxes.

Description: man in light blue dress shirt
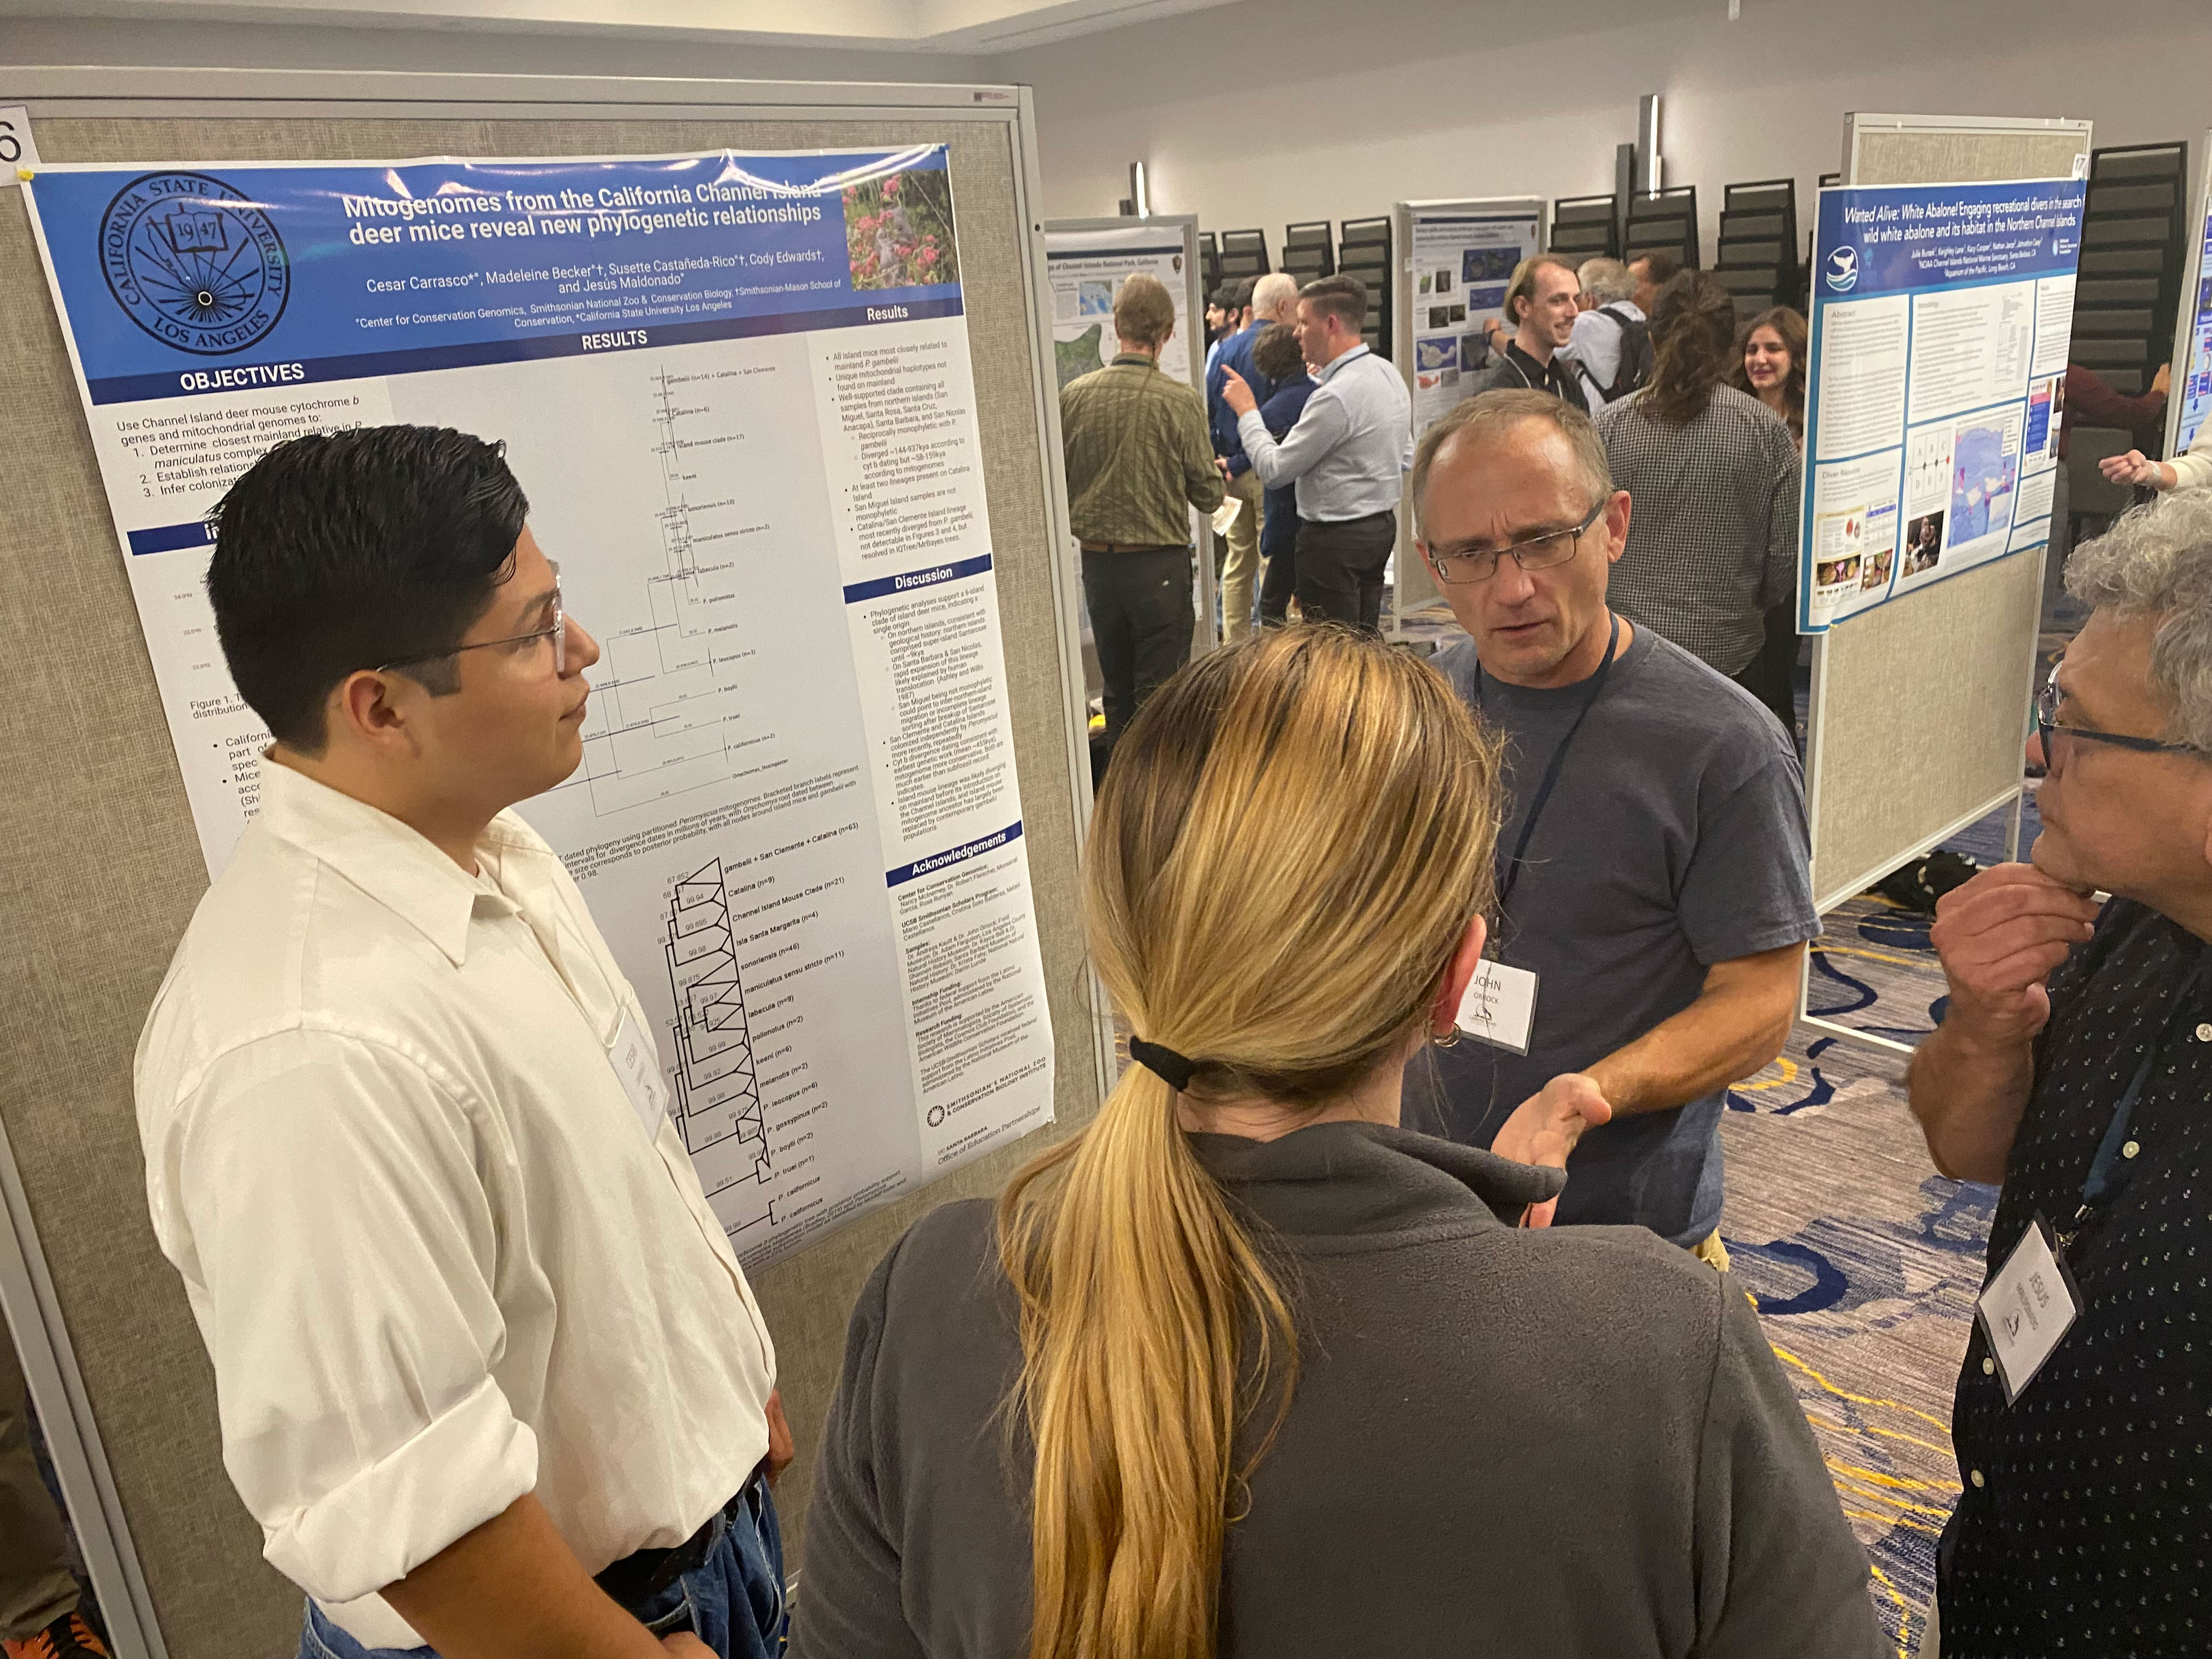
[[1221, 274, 1413, 634]]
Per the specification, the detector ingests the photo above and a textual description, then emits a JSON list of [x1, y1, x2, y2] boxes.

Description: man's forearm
[[382, 1493, 670, 1659], [1584, 955, 1799, 1116], [1905, 1020, 2033, 1184]]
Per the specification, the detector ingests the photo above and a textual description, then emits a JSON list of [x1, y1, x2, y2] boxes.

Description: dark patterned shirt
[[1944, 899, 2212, 1657], [1597, 385, 1801, 678]]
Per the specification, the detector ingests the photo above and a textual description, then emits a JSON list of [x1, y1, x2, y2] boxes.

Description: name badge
[[608, 1010, 670, 1139], [1455, 960, 1539, 1055], [1974, 1211, 2081, 1405]]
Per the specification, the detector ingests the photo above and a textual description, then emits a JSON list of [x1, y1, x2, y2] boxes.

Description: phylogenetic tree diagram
[[662, 855, 775, 1237], [555, 364, 769, 817]]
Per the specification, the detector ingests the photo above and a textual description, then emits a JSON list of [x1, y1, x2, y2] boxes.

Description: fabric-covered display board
[[0, 73, 1101, 1659]]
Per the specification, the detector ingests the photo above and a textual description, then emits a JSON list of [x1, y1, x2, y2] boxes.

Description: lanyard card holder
[[1974, 1210, 2085, 1406]]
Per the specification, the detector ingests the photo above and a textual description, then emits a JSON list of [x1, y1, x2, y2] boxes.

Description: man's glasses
[[1425, 500, 1605, 586], [2034, 663, 2194, 760], [380, 561, 566, 677]]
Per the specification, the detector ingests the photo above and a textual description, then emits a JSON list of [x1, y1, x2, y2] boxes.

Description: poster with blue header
[[1799, 176, 2086, 631], [23, 146, 1053, 1268]]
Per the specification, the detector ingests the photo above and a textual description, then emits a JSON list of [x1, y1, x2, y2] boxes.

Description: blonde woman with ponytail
[[792, 628, 1883, 1659]]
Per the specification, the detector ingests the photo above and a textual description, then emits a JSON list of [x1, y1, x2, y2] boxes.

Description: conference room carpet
[[1723, 770, 2042, 1658]]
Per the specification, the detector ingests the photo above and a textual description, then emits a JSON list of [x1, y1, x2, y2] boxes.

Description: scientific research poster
[[24, 147, 1054, 1268], [1043, 222, 1193, 390], [1799, 177, 2085, 631], [2169, 154, 2212, 459], [1407, 206, 1539, 435]]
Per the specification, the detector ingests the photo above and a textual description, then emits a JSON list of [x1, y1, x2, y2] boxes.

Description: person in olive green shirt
[[1060, 273, 1224, 753]]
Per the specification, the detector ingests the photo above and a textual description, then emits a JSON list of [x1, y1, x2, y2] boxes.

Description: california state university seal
[[99, 171, 291, 355]]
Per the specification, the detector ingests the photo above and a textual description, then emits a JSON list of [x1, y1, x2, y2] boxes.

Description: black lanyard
[[1478, 612, 1621, 916], [2059, 944, 2209, 1249]]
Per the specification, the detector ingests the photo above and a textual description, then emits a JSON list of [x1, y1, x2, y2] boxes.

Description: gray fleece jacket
[[792, 1120, 1886, 1659]]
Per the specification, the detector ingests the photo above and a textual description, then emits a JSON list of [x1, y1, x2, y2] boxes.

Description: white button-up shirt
[[135, 763, 776, 1649]]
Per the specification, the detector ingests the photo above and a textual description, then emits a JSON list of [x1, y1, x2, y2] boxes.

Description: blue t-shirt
[[1402, 623, 1816, 1246], [1257, 373, 1315, 563]]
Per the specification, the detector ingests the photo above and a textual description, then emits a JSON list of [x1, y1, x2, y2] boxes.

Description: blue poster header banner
[[1810, 178, 2085, 301], [24, 145, 965, 405]]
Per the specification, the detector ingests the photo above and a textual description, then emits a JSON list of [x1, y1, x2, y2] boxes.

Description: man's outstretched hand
[[1490, 1073, 1613, 1229]]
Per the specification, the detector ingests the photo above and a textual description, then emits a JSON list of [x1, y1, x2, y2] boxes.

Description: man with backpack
[[1565, 257, 1653, 405]]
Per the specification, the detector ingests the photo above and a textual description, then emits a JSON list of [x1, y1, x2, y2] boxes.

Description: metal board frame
[[1800, 110, 2092, 1057], [2163, 131, 2212, 463], [1041, 213, 1218, 656], [1390, 195, 1548, 633], [0, 63, 1110, 1654]]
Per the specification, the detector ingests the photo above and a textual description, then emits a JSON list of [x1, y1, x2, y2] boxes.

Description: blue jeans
[[299, 1476, 786, 1659]]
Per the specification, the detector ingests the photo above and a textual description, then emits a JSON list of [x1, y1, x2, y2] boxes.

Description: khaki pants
[[1689, 1230, 1732, 1272], [1220, 470, 1265, 642], [2, 1333, 80, 1640]]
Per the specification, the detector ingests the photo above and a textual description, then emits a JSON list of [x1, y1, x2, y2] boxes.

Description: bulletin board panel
[[1804, 114, 2092, 918], [0, 68, 1105, 1659], [2164, 131, 2212, 463], [1041, 213, 1218, 656], [1391, 195, 1548, 629]]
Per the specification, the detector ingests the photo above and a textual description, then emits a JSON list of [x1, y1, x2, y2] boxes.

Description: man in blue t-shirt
[[1206, 273, 1295, 641], [1401, 389, 1816, 1262], [1249, 320, 1315, 625]]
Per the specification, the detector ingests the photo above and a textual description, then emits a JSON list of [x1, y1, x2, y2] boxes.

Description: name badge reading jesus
[[1975, 1211, 2081, 1405], [1455, 960, 1539, 1056]]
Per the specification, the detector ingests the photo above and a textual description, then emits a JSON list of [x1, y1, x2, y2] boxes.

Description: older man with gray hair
[[1207, 270, 1301, 640], [1910, 489, 2212, 1658], [1564, 257, 1650, 404]]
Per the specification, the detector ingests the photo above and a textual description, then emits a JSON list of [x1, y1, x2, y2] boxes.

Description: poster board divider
[[1802, 111, 2089, 1057], [2162, 130, 2212, 462], [0, 1117, 162, 1659], [1039, 212, 1216, 658], [1023, 187, 1123, 1109], [1390, 194, 1548, 634], [0, 66, 1108, 1651]]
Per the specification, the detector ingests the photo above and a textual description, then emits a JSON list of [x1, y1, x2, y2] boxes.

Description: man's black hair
[[1228, 276, 1257, 311], [205, 425, 528, 753]]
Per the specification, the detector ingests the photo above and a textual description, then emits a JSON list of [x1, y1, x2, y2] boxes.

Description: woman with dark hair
[[1597, 272, 1803, 738], [1729, 306, 1808, 442], [1728, 308, 1809, 741]]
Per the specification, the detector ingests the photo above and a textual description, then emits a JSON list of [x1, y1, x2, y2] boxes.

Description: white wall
[[1002, 0, 2212, 266], [0, 15, 986, 86]]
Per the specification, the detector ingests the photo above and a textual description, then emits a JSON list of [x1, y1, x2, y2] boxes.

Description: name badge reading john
[[608, 1010, 670, 1139], [1975, 1212, 2081, 1405], [1455, 960, 1539, 1056]]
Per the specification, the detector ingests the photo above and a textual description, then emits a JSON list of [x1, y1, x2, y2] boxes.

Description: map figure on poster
[[1055, 323, 1105, 391], [1950, 424, 2016, 543]]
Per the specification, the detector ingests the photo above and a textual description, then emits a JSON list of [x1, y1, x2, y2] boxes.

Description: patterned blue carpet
[[1720, 771, 2041, 1658], [1722, 890, 1985, 1655]]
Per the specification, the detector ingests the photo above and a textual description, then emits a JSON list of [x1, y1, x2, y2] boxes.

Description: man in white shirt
[[1562, 257, 1650, 405], [1220, 274, 1414, 633], [134, 427, 789, 1659]]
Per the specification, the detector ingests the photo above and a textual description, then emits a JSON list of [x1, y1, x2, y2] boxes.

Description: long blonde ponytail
[[998, 627, 1503, 1659]]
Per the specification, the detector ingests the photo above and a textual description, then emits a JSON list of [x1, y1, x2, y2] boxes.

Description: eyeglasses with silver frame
[[1424, 499, 1606, 586]]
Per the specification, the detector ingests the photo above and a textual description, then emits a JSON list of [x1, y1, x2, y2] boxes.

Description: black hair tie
[[1127, 1036, 1197, 1092]]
